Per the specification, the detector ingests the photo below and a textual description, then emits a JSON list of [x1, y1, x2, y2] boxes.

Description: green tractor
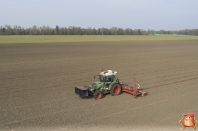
[[75, 70, 122, 99]]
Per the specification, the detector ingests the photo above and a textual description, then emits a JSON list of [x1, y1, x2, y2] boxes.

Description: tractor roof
[[100, 70, 117, 76]]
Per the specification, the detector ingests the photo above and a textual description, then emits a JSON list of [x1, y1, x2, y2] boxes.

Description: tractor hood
[[88, 82, 104, 92]]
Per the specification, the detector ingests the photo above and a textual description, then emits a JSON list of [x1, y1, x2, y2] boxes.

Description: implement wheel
[[110, 84, 122, 96], [93, 90, 103, 100]]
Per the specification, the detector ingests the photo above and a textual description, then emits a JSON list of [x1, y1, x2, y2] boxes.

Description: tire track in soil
[[56, 86, 198, 130], [1, 70, 197, 111], [1, 61, 197, 96]]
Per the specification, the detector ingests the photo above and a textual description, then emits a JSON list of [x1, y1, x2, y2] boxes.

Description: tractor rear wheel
[[110, 84, 122, 96], [93, 90, 103, 100]]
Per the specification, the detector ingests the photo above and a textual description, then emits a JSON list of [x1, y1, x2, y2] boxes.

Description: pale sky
[[0, 0, 197, 30]]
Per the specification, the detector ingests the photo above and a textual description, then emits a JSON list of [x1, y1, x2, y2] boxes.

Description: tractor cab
[[99, 75, 114, 87], [94, 70, 117, 89], [97, 70, 118, 87]]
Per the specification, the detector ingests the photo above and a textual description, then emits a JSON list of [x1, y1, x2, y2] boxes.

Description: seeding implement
[[75, 70, 148, 99]]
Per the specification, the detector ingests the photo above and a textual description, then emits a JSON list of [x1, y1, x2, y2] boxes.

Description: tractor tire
[[110, 84, 122, 96], [93, 90, 103, 100]]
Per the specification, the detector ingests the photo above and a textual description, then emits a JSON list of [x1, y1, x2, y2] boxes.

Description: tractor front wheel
[[110, 84, 122, 96], [93, 90, 103, 100]]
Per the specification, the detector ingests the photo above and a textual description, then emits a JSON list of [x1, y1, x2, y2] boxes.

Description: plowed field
[[1, 41, 198, 131]]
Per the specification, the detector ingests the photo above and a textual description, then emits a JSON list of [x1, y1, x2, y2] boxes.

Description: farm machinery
[[75, 70, 148, 99]]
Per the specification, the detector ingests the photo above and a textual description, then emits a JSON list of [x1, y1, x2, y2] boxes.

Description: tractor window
[[99, 76, 113, 82], [99, 76, 105, 82], [106, 77, 112, 82]]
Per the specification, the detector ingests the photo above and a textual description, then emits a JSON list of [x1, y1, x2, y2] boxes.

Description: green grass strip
[[0, 35, 198, 44]]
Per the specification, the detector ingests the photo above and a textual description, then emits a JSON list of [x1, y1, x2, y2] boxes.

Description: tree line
[[0, 25, 198, 36]]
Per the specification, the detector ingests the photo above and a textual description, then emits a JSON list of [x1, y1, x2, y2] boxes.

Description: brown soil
[[0, 41, 198, 131]]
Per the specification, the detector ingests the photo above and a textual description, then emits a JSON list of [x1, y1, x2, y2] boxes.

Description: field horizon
[[0, 35, 198, 44]]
